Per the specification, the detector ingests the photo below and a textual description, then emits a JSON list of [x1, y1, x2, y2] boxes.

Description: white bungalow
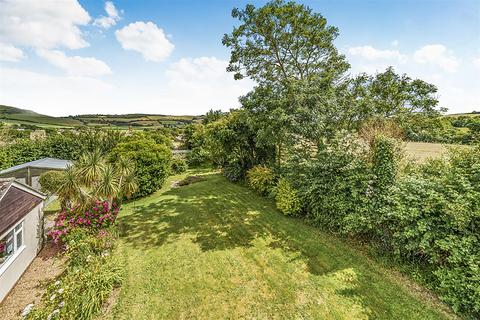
[[0, 178, 45, 302]]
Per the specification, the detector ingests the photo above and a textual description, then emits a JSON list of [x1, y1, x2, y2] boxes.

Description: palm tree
[[55, 151, 138, 212], [57, 166, 88, 210], [114, 156, 137, 201], [96, 164, 119, 199], [76, 149, 105, 186]]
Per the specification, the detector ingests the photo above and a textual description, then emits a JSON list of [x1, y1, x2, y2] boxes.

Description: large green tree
[[222, 0, 349, 86]]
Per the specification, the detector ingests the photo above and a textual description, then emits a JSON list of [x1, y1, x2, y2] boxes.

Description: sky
[[0, 0, 479, 117]]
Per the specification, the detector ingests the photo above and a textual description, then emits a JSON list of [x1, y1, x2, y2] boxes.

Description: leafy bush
[[385, 146, 480, 317], [48, 201, 119, 244], [275, 178, 301, 216], [39, 170, 65, 195], [186, 147, 210, 166], [299, 135, 372, 231], [171, 156, 188, 174], [223, 161, 245, 182], [246, 165, 276, 196], [109, 137, 172, 198]]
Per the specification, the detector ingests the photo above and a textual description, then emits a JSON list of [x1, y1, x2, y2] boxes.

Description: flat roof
[[0, 158, 72, 176]]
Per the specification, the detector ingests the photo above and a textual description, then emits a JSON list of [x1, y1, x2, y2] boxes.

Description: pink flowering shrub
[[48, 201, 120, 244]]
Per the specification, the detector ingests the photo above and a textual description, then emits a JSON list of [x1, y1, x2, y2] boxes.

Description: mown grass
[[108, 172, 454, 320], [404, 142, 470, 162]]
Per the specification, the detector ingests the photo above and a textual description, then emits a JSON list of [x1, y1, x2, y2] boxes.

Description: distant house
[[0, 178, 46, 302], [0, 158, 72, 191]]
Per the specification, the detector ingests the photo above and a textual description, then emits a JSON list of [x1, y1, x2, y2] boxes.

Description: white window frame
[[0, 220, 26, 275]]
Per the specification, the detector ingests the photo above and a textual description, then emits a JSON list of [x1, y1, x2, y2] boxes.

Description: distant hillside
[[0, 105, 82, 127], [0, 105, 202, 129]]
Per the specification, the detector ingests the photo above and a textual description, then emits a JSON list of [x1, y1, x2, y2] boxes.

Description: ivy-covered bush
[[246, 165, 276, 196], [299, 135, 372, 231], [275, 178, 301, 216]]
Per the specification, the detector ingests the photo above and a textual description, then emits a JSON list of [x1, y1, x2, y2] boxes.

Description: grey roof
[[0, 158, 72, 175], [0, 178, 14, 201]]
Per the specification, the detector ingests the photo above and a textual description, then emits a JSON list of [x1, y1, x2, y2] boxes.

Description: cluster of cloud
[[94, 1, 121, 29], [115, 22, 174, 62], [0, 0, 249, 116], [346, 43, 479, 113], [348, 45, 407, 63], [0, 0, 175, 70], [348, 44, 462, 73], [36, 49, 112, 76]]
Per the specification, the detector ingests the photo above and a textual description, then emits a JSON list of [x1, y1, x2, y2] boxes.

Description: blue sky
[[0, 0, 479, 116]]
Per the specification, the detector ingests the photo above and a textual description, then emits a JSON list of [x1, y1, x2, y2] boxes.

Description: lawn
[[108, 172, 455, 320], [404, 141, 469, 162]]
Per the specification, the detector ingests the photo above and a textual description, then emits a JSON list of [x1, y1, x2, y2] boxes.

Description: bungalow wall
[[0, 202, 44, 302]]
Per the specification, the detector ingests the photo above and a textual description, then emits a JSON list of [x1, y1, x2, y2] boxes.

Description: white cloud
[[0, 57, 253, 116], [391, 40, 399, 47], [36, 49, 112, 77], [162, 57, 254, 113], [0, 66, 114, 116], [0, 0, 90, 50], [413, 44, 459, 73], [473, 57, 480, 68], [346, 44, 479, 113], [0, 43, 24, 62], [348, 45, 406, 63], [115, 22, 174, 62], [93, 1, 121, 29]]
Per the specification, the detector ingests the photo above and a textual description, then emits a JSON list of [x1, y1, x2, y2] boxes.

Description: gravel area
[[0, 242, 65, 320]]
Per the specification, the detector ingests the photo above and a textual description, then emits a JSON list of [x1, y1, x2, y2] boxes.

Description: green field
[[0, 105, 202, 129], [107, 172, 455, 320], [405, 141, 470, 162]]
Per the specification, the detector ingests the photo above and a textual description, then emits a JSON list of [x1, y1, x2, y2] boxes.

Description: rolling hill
[[0, 105, 202, 129]]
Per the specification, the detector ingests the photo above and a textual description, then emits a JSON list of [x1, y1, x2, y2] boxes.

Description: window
[[0, 221, 24, 268]]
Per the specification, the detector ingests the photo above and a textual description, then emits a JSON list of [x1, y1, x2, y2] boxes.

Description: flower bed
[[27, 201, 124, 320]]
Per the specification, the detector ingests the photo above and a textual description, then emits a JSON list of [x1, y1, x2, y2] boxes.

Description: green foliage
[[203, 109, 224, 125], [246, 165, 276, 196], [223, 0, 348, 85], [385, 147, 480, 317], [39, 170, 65, 195], [405, 114, 480, 145], [275, 178, 301, 216], [171, 156, 188, 174], [372, 135, 397, 191], [298, 134, 372, 231], [204, 110, 276, 177], [109, 137, 172, 198], [28, 227, 123, 320]]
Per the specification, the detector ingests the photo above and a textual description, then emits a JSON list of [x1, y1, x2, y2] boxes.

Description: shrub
[[171, 156, 188, 174], [275, 179, 301, 216], [246, 165, 276, 196], [186, 147, 210, 166], [48, 201, 119, 244], [109, 138, 172, 198], [39, 170, 65, 195], [299, 135, 372, 231], [223, 161, 246, 182], [385, 146, 480, 317]]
